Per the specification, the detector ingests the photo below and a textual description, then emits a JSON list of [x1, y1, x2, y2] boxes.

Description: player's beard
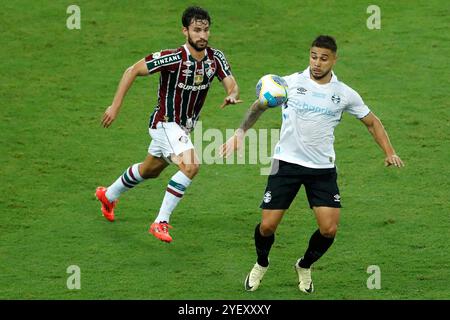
[[310, 67, 332, 80], [188, 34, 208, 52]]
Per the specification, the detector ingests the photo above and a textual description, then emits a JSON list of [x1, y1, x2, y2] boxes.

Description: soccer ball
[[256, 74, 288, 108]]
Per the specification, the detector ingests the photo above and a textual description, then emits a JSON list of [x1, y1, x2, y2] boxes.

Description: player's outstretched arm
[[219, 99, 268, 157], [361, 112, 405, 167], [101, 59, 149, 128], [219, 75, 243, 109]]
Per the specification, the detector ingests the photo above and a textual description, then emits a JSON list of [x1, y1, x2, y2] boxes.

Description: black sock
[[254, 223, 274, 267], [299, 229, 334, 268]]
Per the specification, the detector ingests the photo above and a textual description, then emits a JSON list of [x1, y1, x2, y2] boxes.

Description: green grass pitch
[[1, 0, 449, 299]]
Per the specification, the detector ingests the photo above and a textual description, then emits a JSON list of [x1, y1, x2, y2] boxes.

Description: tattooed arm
[[220, 99, 268, 157]]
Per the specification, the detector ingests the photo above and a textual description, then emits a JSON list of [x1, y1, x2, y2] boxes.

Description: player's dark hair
[[182, 6, 211, 28], [311, 35, 337, 53]]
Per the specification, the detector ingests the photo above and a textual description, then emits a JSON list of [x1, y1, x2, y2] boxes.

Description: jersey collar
[[183, 44, 208, 61]]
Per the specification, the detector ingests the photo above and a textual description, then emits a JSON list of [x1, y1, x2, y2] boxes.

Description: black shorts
[[260, 159, 342, 210]]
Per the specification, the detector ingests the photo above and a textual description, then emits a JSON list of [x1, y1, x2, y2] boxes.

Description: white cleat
[[295, 258, 314, 294], [244, 263, 268, 291]]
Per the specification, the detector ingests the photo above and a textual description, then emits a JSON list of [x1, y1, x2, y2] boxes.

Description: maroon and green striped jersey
[[145, 45, 232, 131]]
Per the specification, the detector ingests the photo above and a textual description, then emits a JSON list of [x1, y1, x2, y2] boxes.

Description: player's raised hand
[[219, 96, 243, 109], [101, 106, 118, 128], [384, 154, 404, 167]]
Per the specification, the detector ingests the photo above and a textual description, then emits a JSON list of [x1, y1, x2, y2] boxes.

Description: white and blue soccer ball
[[256, 74, 288, 108]]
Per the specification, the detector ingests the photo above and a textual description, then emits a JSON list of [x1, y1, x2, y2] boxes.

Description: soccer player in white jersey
[[221, 35, 404, 293], [95, 7, 241, 243]]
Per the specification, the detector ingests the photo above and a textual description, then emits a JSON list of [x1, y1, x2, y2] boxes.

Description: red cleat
[[95, 186, 117, 222], [149, 222, 173, 243]]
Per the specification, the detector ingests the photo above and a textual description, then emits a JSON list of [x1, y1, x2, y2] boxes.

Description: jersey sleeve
[[282, 73, 297, 88], [145, 49, 181, 74], [344, 87, 371, 119], [213, 49, 232, 81]]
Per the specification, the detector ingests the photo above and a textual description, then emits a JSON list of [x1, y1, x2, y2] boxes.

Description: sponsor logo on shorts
[[334, 194, 341, 202], [263, 191, 272, 203], [179, 136, 189, 144]]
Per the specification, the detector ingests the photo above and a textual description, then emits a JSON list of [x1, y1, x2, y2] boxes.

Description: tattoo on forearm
[[239, 107, 263, 132]]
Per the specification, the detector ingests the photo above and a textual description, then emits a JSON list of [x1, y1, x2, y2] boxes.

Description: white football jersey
[[273, 67, 371, 169]]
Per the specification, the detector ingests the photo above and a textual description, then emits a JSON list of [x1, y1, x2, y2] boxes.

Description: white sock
[[106, 163, 144, 202], [155, 171, 192, 223]]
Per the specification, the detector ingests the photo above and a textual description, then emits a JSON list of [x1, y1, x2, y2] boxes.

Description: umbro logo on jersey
[[297, 87, 307, 95], [182, 69, 193, 76], [183, 61, 194, 67], [331, 94, 341, 104]]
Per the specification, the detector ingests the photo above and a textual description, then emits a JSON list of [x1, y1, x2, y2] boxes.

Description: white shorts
[[148, 122, 194, 161]]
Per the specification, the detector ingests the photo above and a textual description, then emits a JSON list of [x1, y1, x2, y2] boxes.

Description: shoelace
[[160, 223, 173, 233]]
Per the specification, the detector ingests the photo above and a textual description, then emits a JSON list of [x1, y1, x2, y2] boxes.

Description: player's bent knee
[[259, 222, 276, 236], [181, 163, 200, 179], [320, 225, 338, 238]]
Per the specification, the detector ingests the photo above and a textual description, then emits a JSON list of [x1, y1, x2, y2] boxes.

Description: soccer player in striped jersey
[[221, 35, 404, 293], [95, 6, 242, 243]]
